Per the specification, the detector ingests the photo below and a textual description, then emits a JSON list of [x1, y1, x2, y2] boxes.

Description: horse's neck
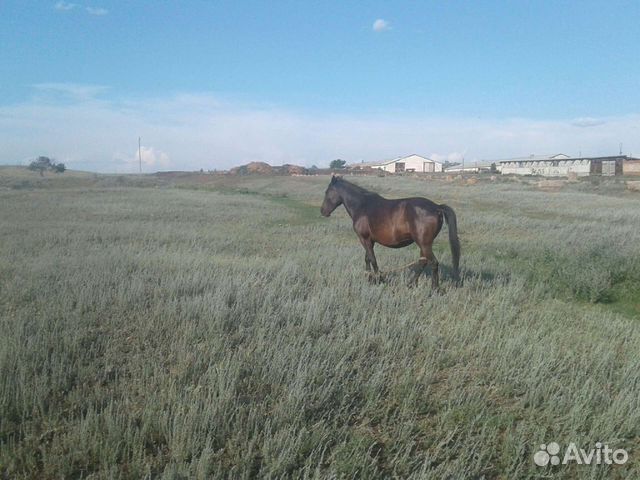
[[338, 184, 367, 218]]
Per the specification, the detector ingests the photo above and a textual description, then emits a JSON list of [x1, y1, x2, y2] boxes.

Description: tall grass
[[1, 171, 639, 478]]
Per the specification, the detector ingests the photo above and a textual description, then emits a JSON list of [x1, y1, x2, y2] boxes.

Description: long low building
[[499, 154, 638, 177], [444, 163, 499, 174], [350, 154, 443, 173]]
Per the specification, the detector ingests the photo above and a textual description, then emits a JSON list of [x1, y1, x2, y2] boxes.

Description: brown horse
[[320, 175, 460, 288]]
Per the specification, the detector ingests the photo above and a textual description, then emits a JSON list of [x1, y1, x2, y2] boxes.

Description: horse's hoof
[[367, 273, 382, 284]]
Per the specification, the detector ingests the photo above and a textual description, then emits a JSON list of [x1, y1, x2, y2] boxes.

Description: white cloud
[[86, 6, 108, 15], [571, 117, 605, 128], [54, 2, 77, 11], [114, 146, 170, 172], [1, 85, 639, 172], [54, 3, 108, 15], [373, 19, 390, 32], [33, 83, 110, 101]]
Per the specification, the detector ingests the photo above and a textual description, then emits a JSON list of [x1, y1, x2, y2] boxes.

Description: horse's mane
[[336, 178, 380, 197]]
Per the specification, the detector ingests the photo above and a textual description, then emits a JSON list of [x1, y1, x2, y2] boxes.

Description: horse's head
[[320, 175, 343, 217]]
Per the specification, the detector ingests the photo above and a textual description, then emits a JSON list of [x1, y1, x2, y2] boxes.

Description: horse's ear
[[331, 175, 337, 184]]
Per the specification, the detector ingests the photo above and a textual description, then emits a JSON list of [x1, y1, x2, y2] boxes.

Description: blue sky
[[1, 1, 640, 171]]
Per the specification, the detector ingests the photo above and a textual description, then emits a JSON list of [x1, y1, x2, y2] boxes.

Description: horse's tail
[[439, 204, 461, 283]]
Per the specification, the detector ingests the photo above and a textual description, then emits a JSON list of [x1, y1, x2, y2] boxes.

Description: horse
[[320, 175, 460, 288]]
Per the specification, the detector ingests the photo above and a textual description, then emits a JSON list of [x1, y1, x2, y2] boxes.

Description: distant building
[[444, 163, 498, 174], [624, 158, 640, 176], [499, 154, 634, 177], [350, 154, 443, 173]]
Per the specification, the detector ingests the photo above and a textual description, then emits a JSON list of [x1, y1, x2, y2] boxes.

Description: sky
[[1, 1, 640, 172]]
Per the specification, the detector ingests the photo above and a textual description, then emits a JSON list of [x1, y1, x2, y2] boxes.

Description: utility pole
[[138, 137, 142, 173]]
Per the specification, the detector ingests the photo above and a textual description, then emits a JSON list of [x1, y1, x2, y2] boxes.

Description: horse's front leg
[[367, 244, 379, 275], [359, 237, 380, 282]]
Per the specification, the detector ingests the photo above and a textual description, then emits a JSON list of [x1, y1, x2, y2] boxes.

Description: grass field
[[1, 168, 639, 479]]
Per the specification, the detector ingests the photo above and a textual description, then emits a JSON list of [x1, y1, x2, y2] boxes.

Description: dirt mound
[[229, 162, 274, 175], [229, 162, 308, 175], [280, 164, 308, 175]]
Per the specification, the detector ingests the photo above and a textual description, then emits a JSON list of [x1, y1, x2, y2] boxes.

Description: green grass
[[1, 168, 639, 478]]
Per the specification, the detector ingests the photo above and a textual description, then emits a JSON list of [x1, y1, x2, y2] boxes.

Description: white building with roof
[[352, 154, 443, 173]]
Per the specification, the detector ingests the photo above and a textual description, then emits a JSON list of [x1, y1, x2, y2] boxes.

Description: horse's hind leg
[[409, 255, 429, 286], [426, 250, 439, 290], [413, 244, 438, 290], [409, 208, 441, 289]]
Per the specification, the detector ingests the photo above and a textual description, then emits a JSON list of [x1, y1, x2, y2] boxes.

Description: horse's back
[[403, 196, 441, 212]]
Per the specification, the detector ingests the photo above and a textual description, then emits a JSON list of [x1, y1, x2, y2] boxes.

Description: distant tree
[[310, 165, 318, 170], [27, 156, 66, 176], [329, 159, 346, 169], [28, 156, 53, 176], [443, 160, 460, 170]]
